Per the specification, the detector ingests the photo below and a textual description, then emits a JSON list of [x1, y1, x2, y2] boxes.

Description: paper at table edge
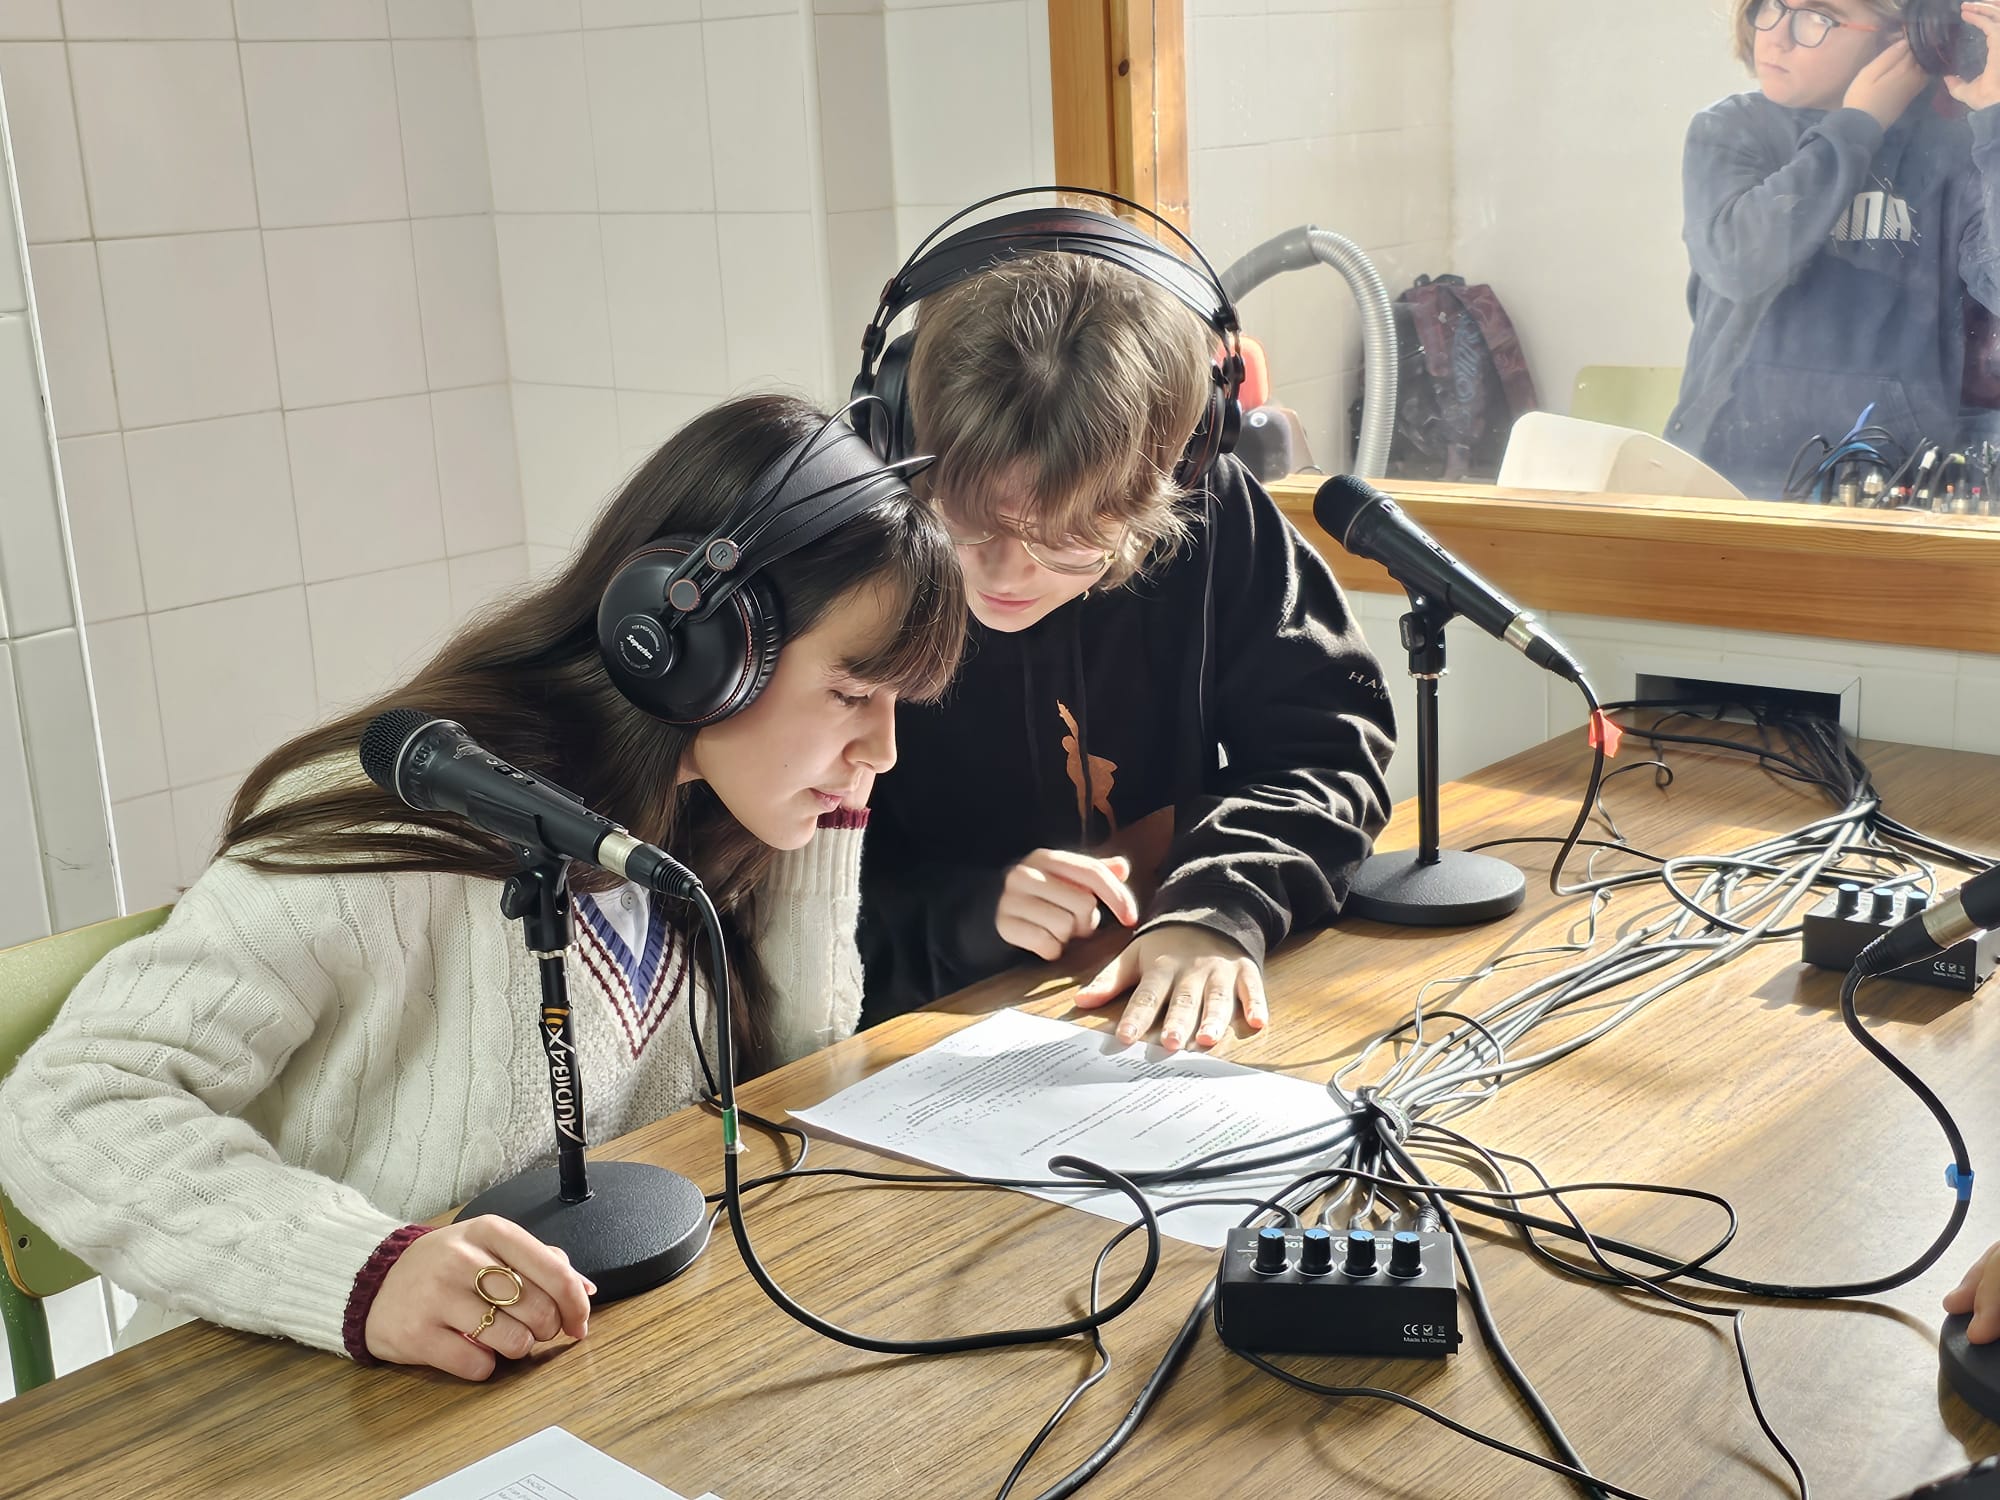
[[399, 1424, 707, 1500]]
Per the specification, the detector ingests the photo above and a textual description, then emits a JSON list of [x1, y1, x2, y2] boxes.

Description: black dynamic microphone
[[358, 708, 699, 897], [1856, 865, 2000, 976], [1313, 475, 1585, 683]]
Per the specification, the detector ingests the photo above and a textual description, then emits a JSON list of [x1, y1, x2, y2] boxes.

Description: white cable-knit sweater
[[0, 823, 865, 1357]]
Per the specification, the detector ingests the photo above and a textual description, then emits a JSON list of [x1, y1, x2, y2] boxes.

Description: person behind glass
[[0, 395, 964, 1380], [1665, 0, 2000, 498], [857, 237, 1397, 1051]]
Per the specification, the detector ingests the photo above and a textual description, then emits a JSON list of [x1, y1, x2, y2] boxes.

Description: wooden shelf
[[1270, 476, 2000, 654]]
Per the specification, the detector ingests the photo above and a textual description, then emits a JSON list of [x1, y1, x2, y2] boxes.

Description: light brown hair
[[908, 248, 1215, 586], [218, 394, 965, 1070]]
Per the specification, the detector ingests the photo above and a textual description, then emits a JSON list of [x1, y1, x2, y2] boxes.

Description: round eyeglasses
[[932, 502, 1118, 576], [1751, 0, 1886, 49]]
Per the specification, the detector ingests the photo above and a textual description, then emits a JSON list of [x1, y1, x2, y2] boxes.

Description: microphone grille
[[1310, 474, 1380, 546], [359, 707, 436, 794]]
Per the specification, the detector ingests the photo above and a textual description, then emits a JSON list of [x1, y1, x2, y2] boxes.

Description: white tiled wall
[[474, 13, 726, 551], [0, 2, 527, 919], [475, 0, 1055, 555], [0, 67, 115, 954], [1345, 587, 2000, 818], [1187, 0, 1453, 472], [0, 31, 120, 1403], [873, 0, 1055, 289]]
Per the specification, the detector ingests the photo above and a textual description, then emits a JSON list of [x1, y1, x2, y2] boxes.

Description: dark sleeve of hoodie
[[1140, 465, 1395, 966], [1960, 108, 2000, 314], [1683, 99, 1883, 304]]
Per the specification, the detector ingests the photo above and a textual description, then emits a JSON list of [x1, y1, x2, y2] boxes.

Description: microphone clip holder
[[452, 846, 711, 1300], [1343, 594, 1527, 927]]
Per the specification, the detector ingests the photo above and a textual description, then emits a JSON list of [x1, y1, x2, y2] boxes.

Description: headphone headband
[[874, 207, 1240, 346], [851, 187, 1245, 488], [598, 405, 924, 725], [661, 418, 919, 625]]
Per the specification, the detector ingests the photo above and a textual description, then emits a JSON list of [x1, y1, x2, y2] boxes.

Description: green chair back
[[0, 904, 172, 1395], [1570, 365, 1685, 438]]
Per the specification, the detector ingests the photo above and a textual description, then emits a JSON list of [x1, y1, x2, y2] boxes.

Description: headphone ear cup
[[870, 331, 918, 463], [1215, 386, 1242, 459], [1175, 379, 1242, 488], [598, 542, 786, 726], [847, 367, 880, 448]]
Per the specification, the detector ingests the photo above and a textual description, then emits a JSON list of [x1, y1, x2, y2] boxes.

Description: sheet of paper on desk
[[789, 1008, 1350, 1247], [400, 1425, 720, 1500]]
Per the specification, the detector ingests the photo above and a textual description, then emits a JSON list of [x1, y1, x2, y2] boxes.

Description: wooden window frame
[[1048, 0, 1187, 230]]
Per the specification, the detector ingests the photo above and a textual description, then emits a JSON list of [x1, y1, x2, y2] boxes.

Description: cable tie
[[1947, 1163, 1974, 1202], [1360, 1091, 1412, 1142]]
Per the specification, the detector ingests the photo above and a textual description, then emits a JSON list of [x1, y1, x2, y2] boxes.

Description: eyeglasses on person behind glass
[[1752, 0, 1888, 49]]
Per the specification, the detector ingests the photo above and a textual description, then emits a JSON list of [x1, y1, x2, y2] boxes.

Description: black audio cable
[[1387, 1124, 1809, 1498], [662, 696, 1979, 1495], [683, 889, 1168, 1356], [993, 1195, 1300, 1500]]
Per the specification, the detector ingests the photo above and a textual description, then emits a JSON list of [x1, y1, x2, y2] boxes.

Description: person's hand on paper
[[994, 849, 1140, 960], [1072, 922, 1268, 1052], [1945, 1238, 2000, 1343], [366, 1216, 595, 1379]]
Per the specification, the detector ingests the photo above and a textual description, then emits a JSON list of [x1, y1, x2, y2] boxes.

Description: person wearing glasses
[[1664, 0, 2000, 499], [856, 247, 1396, 1050]]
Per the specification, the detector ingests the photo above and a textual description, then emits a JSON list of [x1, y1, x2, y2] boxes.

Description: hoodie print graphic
[[1057, 700, 1117, 836]]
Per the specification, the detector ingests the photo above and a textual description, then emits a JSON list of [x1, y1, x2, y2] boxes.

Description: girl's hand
[[1074, 922, 1269, 1052], [365, 1216, 594, 1379], [1944, 1238, 2000, 1344], [995, 850, 1138, 960], [1946, 4, 2000, 111], [1846, 37, 1930, 128]]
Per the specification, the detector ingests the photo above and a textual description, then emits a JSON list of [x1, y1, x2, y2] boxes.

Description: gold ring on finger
[[474, 1264, 523, 1307]]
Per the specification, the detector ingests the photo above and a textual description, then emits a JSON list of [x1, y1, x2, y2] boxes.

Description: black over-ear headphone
[[849, 186, 1244, 489], [597, 412, 921, 726]]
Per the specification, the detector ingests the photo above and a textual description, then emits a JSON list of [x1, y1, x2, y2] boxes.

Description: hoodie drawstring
[[1071, 600, 1093, 846], [1020, 637, 1047, 813]]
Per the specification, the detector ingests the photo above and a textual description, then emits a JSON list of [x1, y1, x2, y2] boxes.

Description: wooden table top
[[4, 728, 1998, 1500]]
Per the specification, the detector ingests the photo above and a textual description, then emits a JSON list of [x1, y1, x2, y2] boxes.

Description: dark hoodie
[[858, 456, 1397, 1020], [1666, 88, 2000, 498]]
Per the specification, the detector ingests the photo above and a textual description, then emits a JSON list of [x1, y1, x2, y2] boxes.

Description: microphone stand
[[1345, 594, 1526, 926], [453, 848, 710, 1299]]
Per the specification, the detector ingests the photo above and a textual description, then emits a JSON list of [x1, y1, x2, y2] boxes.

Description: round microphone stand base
[[1343, 847, 1526, 928], [1941, 1313, 2000, 1426], [456, 1160, 711, 1302]]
